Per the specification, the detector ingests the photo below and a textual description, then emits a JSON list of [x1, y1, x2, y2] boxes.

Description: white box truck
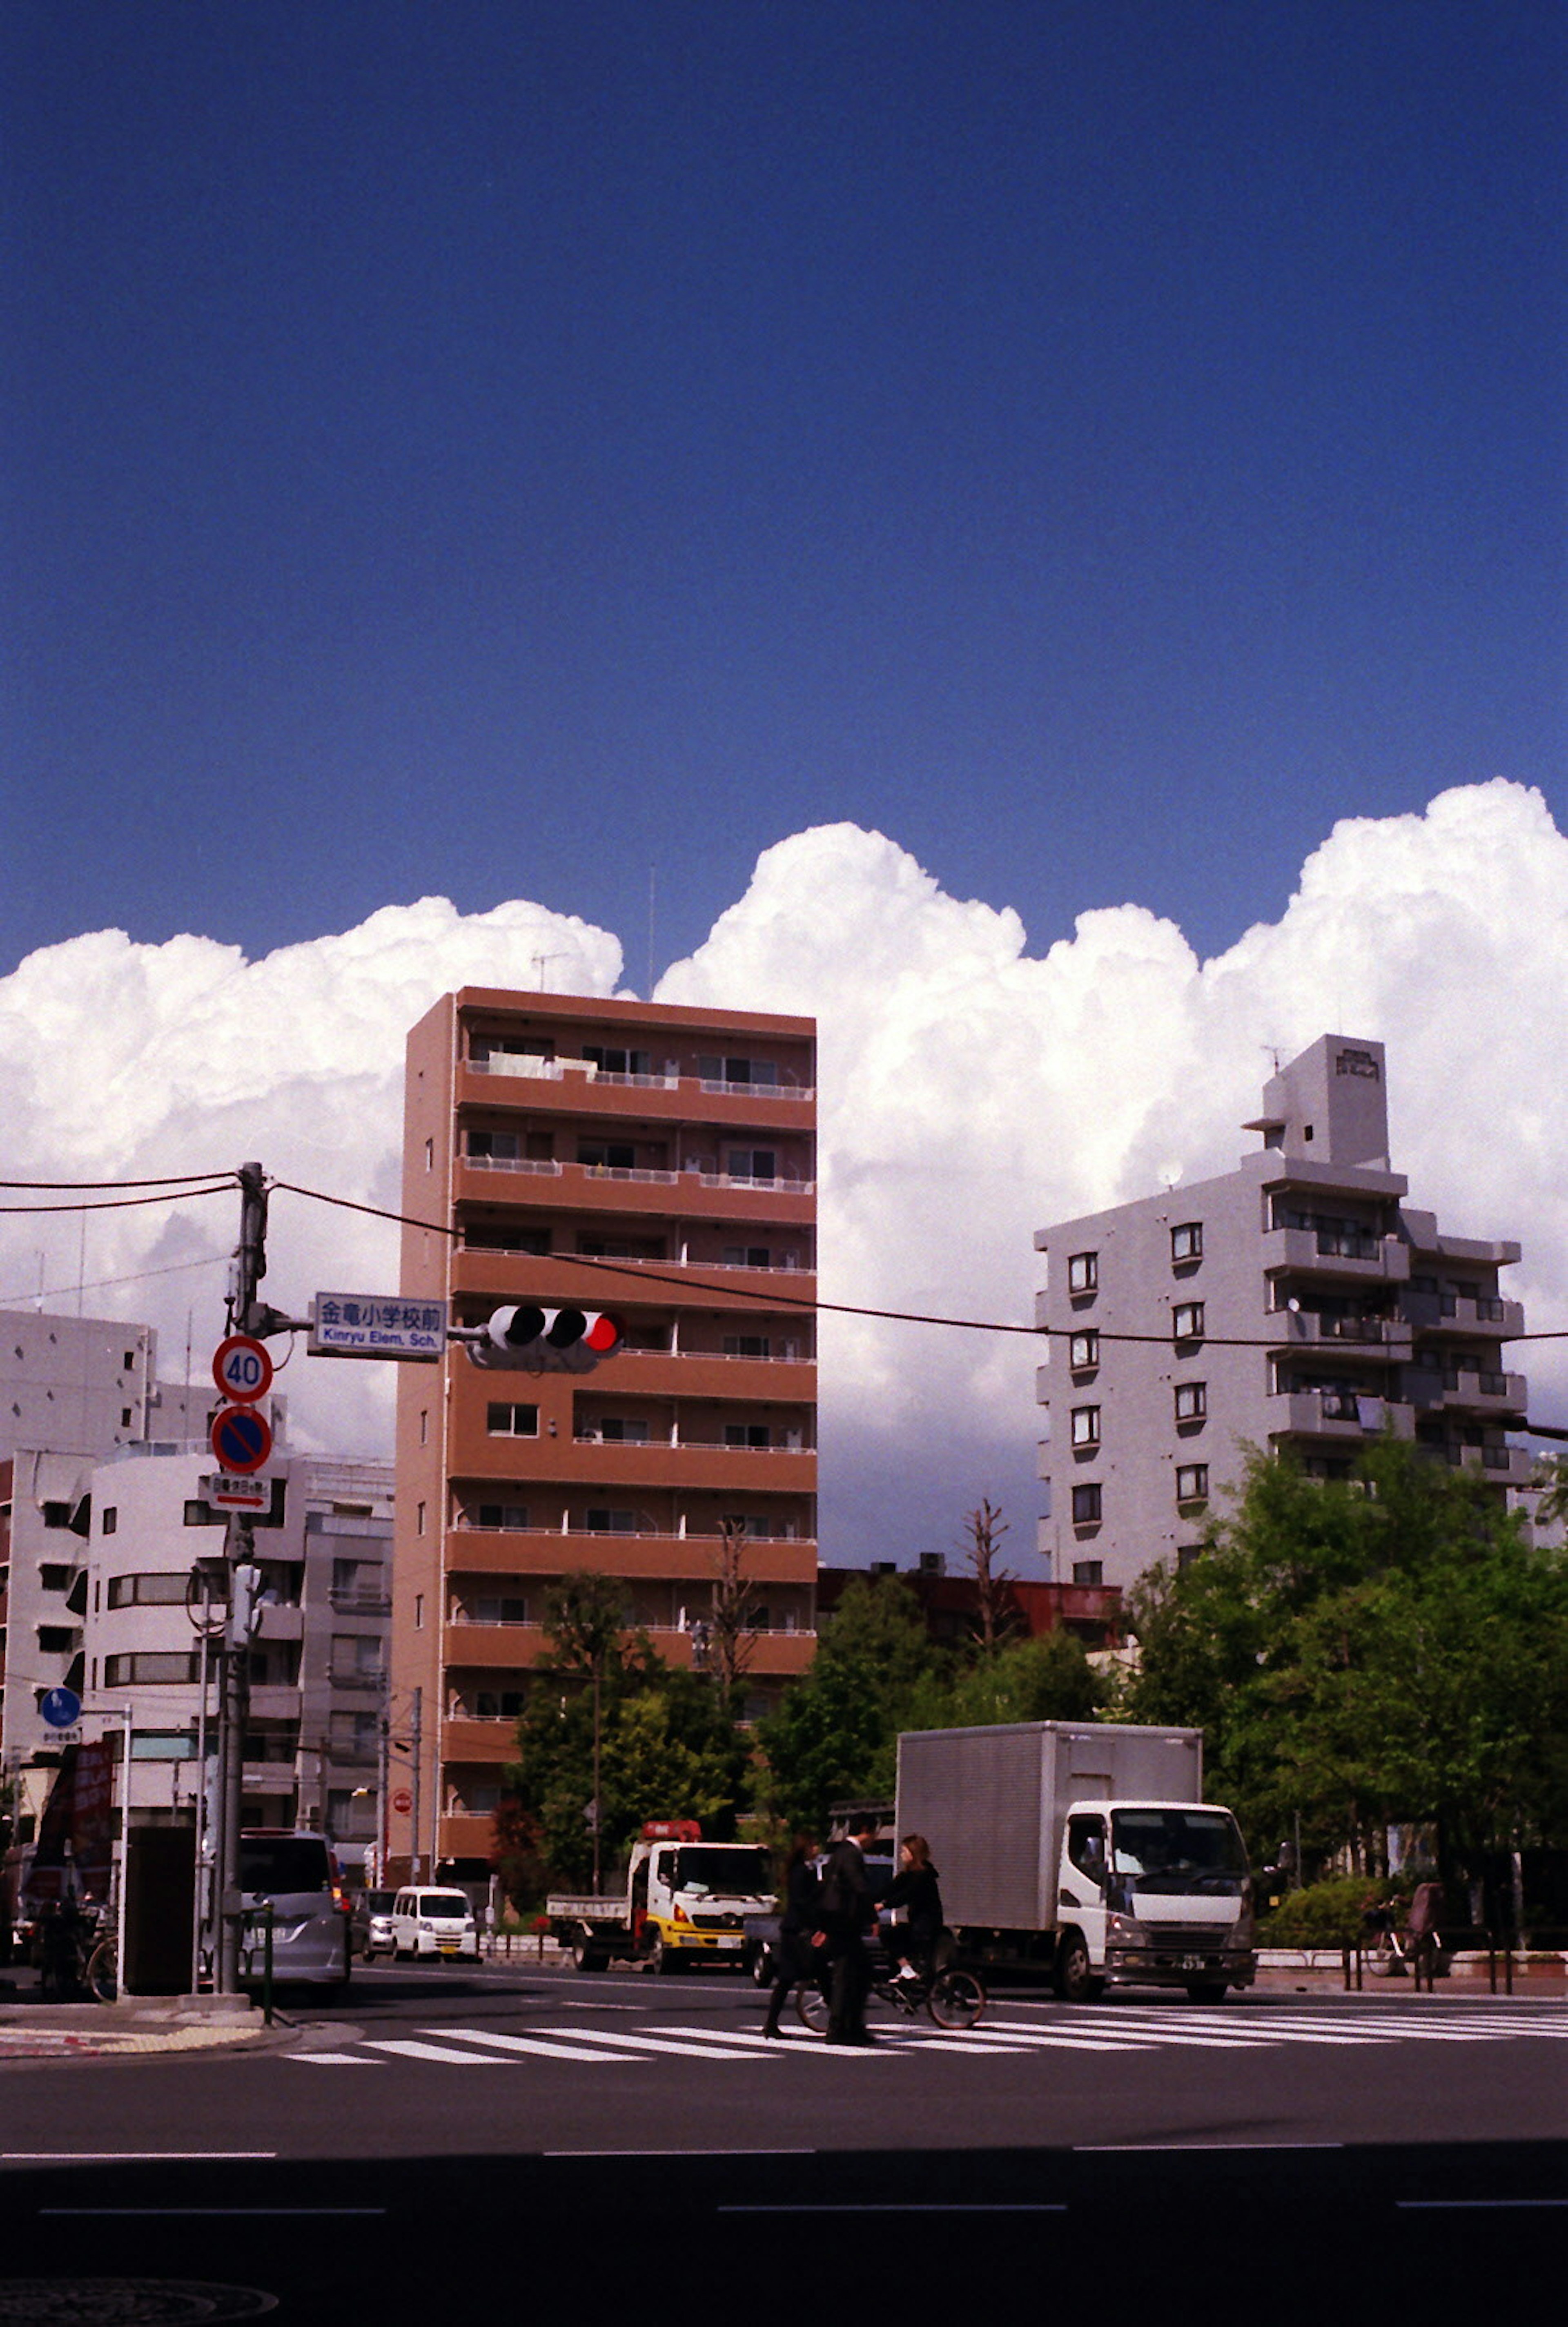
[[896, 1721, 1257, 2003]]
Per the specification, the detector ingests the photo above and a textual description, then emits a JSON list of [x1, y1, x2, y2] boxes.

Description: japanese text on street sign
[[200, 1471, 272, 1511], [310, 1292, 447, 1361]]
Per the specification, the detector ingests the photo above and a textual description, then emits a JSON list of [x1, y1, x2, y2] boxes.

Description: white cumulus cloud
[[0, 780, 1561, 1568]]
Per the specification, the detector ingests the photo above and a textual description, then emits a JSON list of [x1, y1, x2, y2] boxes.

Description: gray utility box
[[896, 1721, 1204, 1935]]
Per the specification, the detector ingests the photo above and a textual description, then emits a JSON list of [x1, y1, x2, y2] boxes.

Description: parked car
[[352, 1889, 398, 1961], [390, 1885, 479, 1961], [237, 1830, 352, 1991]]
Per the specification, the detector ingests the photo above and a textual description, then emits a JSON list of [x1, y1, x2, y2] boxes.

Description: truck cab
[[1058, 1799, 1256, 2002], [632, 1824, 776, 1975]]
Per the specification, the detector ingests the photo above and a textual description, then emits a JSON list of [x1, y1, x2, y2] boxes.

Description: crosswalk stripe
[[537, 2024, 770, 2061], [990, 2022, 1270, 2051], [286, 2052, 377, 2066], [657, 2025, 871, 2056], [415, 2026, 650, 2064], [939, 2027, 1158, 2053], [363, 2039, 512, 2066]]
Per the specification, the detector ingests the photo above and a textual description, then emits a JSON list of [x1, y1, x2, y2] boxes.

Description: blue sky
[[6, 0, 1563, 985]]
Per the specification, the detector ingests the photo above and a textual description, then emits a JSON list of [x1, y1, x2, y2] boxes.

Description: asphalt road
[[1, 1963, 1564, 2315]]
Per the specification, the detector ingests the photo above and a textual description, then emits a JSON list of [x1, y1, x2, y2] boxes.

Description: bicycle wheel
[[85, 1937, 118, 2004], [795, 1977, 831, 2035], [927, 1968, 985, 2030], [1367, 1931, 1405, 1977]]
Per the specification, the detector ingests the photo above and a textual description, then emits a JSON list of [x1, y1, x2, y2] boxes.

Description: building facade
[[1, 1443, 392, 1867], [1034, 1036, 1529, 1593], [391, 988, 819, 1888]]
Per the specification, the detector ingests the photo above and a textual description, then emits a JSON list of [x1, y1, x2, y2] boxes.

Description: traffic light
[[467, 1304, 625, 1373]]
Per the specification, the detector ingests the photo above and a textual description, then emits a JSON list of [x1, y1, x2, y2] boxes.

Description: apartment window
[[1072, 1561, 1103, 1586], [579, 1138, 637, 1170], [39, 1564, 72, 1592], [463, 1223, 550, 1254], [723, 1245, 773, 1268], [1069, 1330, 1099, 1371], [36, 1626, 76, 1654], [1070, 1406, 1101, 1449], [469, 1595, 529, 1626], [1176, 1464, 1209, 1503], [584, 1509, 637, 1533], [725, 1424, 771, 1448], [120, 1408, 133, 1427], [122, 1350, 136, 1371], [101, 1507, 117, 1536], [467, 1129, 519, 1160], [332, 1634, 383, 1676], [104, 1652, 199, 1686], [1071, 1483, 1102, 1525], [1173, 1303, 1205, 1341], [419, 1409, 429, 1445], [1176, 1545, 1203, 1572], [475, 1503, 530, 1531], [1174, 1381, 1207, 1423], [723, 1334, 771, 1359], [698, 1054, 779, 1088], [414, 1594, 425, 1630], [474, 1690, 528, 1721], [726, 1149, 778, 1180], [1171, 1223, 1203, 1263], [486, 1403, 539, 1437], [423, 1138, 434, 1173], [106, 1573, 189, 1609], [595, 1418, 649, 1443], [583, 1044, 653, 1076], [1068, 1252, 1098, 1295]]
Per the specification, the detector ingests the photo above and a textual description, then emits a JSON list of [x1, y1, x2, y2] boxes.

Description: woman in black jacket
[[762, 1834, 822, 2038], [882, 1834, 943, 1982]]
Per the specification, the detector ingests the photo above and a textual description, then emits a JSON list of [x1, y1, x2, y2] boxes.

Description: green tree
[[497, 1574, 751, 1899], [1126, 1439, 1568, 1880], [757, 1574, 941, 1833]]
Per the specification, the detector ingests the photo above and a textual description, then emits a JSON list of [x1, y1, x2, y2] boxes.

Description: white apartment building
[[2, 1442, 392, 1868], [1034, 1036, 1529, 1594]]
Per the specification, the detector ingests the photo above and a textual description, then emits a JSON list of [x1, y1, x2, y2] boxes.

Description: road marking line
[[362, 2039, 517, 2066], [536, 2024, 799, 2061], [416, 2026, 655, 2063], [4, 2152, 276, 2162], [285, 2052, 378, 2065]]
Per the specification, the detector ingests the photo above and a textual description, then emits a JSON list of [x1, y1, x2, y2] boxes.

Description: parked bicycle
[[797, 1957, 986, 2035], [36, 1900, 116, 2002], [1362, 1896, 1412, 1977]]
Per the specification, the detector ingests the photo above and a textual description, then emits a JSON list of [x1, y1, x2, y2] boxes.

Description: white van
[[391, 1885, 479, 1961], [238, 1830, 351, 1990]]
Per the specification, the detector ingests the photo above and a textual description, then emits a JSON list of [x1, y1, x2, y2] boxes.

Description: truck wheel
[[648, 1936, 683, 1977], [1055, 1931, 1105, 2004], [570, 1929, 605, 1972]]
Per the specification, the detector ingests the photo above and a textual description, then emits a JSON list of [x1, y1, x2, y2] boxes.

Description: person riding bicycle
[[882, 1834, 943, 1984]]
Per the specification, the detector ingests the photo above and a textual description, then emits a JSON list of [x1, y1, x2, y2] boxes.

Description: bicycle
[[797, 1956, 986, 2035], [85, 1932, 119, 2003], [1362, 1900, 1411, 1977]]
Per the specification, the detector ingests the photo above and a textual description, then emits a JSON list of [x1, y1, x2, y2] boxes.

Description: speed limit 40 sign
[[212, 1334, 274, 1403]]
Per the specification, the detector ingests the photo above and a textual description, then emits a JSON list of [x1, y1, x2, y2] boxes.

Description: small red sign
[[212, 1334, 274, 1403], [392, 1789, 413, 1817], [210, 1403, 274, 1475]]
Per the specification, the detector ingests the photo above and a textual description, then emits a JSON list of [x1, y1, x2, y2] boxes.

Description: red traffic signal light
[[467, 1305, 624, 1372]]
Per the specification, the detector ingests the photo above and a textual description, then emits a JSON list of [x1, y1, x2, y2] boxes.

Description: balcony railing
[[572, 1432, 813, 1454], [450, 1520, 813, 1545], [327, 1666, 387, 1690]]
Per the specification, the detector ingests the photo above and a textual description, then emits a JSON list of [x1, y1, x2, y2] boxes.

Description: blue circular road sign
[[41, 1686, 81, 1729]]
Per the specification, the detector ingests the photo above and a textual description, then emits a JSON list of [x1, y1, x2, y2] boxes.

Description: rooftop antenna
[[646, 866, 657, 998], [532, 951, 566, 991], [1263, 1042, 1283, 1075]]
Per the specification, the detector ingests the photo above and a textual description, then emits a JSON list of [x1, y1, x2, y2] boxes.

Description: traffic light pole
[[213, 1164, 268, 1995]]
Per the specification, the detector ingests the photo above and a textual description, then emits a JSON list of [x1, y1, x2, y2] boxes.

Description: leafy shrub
[[1264, 1876, 1404, 1949]]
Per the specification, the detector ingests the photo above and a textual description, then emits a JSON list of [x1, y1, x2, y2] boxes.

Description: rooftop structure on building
[[1033, 1035, 1528, 1594], [392, 988, 819, 1888], [816, 1561, 1124, 1652]]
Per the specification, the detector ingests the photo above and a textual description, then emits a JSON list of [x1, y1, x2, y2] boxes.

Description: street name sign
[[212, 1334, 274, 1402], [310, 1292, 447, 1360]]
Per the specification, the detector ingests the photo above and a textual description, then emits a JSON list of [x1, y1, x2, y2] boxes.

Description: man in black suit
[[816, 1812, 879, 2045]]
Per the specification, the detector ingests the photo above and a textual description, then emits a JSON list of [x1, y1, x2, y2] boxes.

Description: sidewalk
[[0, 1975, 290, 2061], [1253, 1947, 1568, 1999]]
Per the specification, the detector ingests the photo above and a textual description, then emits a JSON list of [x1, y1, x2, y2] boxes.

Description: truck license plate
[[1180, 1954, 1205, 1971]]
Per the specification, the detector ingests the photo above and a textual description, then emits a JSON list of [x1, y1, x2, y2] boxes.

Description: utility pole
[[214, 1163, 268, 1994], [408, 1688, 423, 1885]]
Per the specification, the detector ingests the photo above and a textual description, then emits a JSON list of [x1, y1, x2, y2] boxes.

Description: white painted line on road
[[536, 2024, 791, 2061], [1076, 2140, 1344, 2153], [285, 2052, 379, 2065], [5, 2151, 276, 2162], [417, 2026, 652, 2064], [362, 2039, 514, 2066], [958, 2023, 1160, 2053], [1005, 2023, 1271, 2051], [657, 2025, 851, 2055]]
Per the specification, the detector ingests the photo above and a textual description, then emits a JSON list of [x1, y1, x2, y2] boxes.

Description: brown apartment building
[[390, 989, 819, 1886]]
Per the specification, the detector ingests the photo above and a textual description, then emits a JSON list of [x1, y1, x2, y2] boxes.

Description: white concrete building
[[1034, 1036, 1529, 1594]]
